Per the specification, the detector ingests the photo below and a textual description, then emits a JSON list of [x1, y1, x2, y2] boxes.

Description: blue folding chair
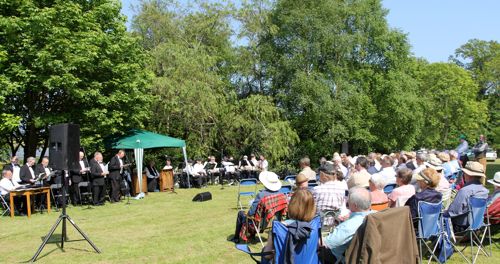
[[278, 185, 292, 195], [383, 183, 397, 194], [283, 175, 296, 184], [416, 201, 446, 264], [237, 179, 258, 210], [236, 216, 321, 264], [452, 197, 491, 264]]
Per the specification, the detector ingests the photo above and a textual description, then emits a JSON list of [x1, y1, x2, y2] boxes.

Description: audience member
[[368, 173, 388, 205], [347, 156, 370, 189], [444, 161, 489, 231], [294, 173, 309, 190], [448, 150, 461, 172], [388, 168, 415, 207], [487, 171, 500, 206], [333, 153, 348, 179], [298, 157, 316, 181], [378, 156, 396, 185], [313, 163, 347, 213], [321, 187, 373, 262], [404, 152, 417, 171], [405, 168, 442, 219], [230, 171, 281, 243], [426, 156, 451, 194]]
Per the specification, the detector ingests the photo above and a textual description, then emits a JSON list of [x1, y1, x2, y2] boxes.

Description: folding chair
[[452, 197, 491, 264], [416, 201, 445, 264], [240, 193, 288, 246], [78, 181, 93, 205], [237, 179, 257, 210], [308, 180, 318, 188], [236, 216, 321, 264], [50, 183, 70, 210], [283, 175, 296, 185], [1, 195, 11, 217], [320, 209, 340, 235], [278, 185, 292, 195], [371, 201, 389, 211], [383, 183, 397, 194]]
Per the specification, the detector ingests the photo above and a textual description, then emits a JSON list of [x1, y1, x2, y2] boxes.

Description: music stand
[[30, 169, 101, 262]]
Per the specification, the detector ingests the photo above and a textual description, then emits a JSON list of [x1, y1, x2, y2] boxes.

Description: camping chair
[[237, 179, 258, 210], [236, 216, 321, 264], [78, 181, 93, 205], [452, 197, 491, 264], [371, 201, 389, 211], [283, 175, 296, 185], [320, 208, 340, 235], [383, 183, 397, 194], [239, 193, 288, 246], [278, 185, 292, 195], [1, 195, 11, 216], [308, 181, 318, 188], [416, 201, 446, 264]]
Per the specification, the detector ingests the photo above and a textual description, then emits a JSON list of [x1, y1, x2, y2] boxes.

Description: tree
[[415, 63, 488, 148], [0, 0, 152, 160]]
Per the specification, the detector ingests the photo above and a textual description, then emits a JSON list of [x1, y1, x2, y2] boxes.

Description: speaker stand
[[30, 170, 100, 262]]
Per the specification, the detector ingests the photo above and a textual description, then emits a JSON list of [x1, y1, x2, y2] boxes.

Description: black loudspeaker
[[49, 124, 80, 171], [192, 192, 212, 202]]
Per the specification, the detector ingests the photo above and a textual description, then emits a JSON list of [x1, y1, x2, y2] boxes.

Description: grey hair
[[349, 187, 371, 211], [2, 169, 12, 177], [370, 174, 387, 190], [27, 157, 35, 162], [94, 152, 102, 158], [300, 157, 310, 166], [416, 153, 428, 162], [449, 150, 458, 159]]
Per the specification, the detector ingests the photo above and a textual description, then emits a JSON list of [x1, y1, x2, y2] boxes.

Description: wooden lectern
[[132, 173, 148, 196], [159, 170, 175, 193]]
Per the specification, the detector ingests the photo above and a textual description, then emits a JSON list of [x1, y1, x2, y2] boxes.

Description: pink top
[[388, 184, 416, 204], [370, 189, 389, 204]]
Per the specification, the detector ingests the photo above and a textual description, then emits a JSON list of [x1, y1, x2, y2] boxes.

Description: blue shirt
[[248, 189, 279, 216], [446, 180, 488, 226], [456, 141, 469, 156], [367, 166, 379, 175], [324, 211, 373, 259]]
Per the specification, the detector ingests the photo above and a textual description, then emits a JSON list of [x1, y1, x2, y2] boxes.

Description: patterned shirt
[[446, 180, 488, 226], [313, 181, 347, 212]]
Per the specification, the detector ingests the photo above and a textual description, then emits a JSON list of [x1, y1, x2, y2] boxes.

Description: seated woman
[[388, 168, 415, 207], [405, 168, 442, 219], [369, 173, 388, 205], [263, 189, 317, 260], [294, 173, 309, 191]]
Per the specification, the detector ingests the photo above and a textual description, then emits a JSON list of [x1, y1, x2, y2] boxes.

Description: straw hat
[[295, 173, 308, 185], [462, 161, 486, 178], [437, 152, 450, 162], [487, 172, 500, 187], [259, 171, 282, 191], [425, 157, 443, 171]]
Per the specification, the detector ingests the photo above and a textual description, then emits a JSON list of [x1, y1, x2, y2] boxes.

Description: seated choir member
[[0, 169, 23, 214], [145, 160, 160, 192]]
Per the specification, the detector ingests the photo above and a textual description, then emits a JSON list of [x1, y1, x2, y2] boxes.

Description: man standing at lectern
[[108, 150, 125, 203]]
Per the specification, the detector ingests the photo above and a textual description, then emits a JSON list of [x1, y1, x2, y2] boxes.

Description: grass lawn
[[0, 160, 498, 263]]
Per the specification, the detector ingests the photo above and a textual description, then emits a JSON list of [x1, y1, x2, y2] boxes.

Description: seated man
[[229, 171, 282, 243], [321, 187, 373, 262], [444, 161, 489, 231], [298, 157, 317, 181], [314, 163, 348, 213], [204, 156, 220, 184], [347, 156, 371, 189], [190, 159, 207, 188], [0, 169, 23, 214]]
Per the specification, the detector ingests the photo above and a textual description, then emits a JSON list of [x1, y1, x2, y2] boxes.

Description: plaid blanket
[[239, 193, 288, 241]]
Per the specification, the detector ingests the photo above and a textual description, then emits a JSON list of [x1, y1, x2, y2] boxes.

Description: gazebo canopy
[[110, 129, 186, 149]]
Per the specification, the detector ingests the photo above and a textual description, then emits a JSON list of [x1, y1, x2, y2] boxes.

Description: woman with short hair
[[388, 168, 415, 207]]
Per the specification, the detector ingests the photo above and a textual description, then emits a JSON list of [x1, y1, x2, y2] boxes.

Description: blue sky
[[121, 0, 499, 62]]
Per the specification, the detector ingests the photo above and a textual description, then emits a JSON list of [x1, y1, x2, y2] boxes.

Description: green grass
[[0, 161, 498, 264]]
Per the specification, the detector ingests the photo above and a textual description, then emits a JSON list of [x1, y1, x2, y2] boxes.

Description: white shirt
[[79, 160, 86, 170], [28, 165, 35, 179], [12, 165, 21, 183], [118, 157, 124, 174], [192, 163, 206, 176], [259, 160, 268, 171], [379, 167, 396, 185], [0, 178, 20, 195], [163, 165, 173, 170]]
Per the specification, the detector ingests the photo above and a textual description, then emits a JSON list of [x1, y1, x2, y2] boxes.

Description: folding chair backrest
[[308, 181, 318, 188], [284, 175, 296, 184], [239, 178, 257, 186], [272, 216, 321, 264], [279, 185, 292, 195], [371, 201, 389, 211], [417, 201, 442, 239], [441, 188, 452, 209], [469, 196, 487, 231], [383, 183, 397, 194]]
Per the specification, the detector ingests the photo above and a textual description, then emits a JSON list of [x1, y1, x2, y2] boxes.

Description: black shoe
[[227, 236, 240, 244]]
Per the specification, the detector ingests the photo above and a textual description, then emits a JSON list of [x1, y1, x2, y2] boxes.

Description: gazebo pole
[[134, 141, 145, 199], [182, 147, 190, 188]]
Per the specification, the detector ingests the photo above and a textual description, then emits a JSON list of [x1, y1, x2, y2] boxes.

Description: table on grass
[[10, 186, 51, 218]]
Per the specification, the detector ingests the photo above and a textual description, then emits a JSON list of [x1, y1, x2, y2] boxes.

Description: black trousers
[[70, 181, 81, 205], [147, 178, 157, 192], [110, 177, 121, 202], [93, 184, 105, 204]]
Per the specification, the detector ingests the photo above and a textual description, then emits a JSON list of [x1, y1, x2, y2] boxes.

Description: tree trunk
[[23, 122, 39, 162], [38, 136, 49, 163]]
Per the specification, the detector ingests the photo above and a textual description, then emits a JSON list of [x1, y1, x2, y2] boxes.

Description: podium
[[159, 170, 175, 193], [132, 173, 148, 196]]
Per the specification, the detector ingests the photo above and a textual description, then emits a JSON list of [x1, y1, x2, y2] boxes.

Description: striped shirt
[[313, 181, 347, 212]]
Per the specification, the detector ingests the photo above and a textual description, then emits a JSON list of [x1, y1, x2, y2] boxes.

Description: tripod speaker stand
[[30, 170, 101, 262], [31, 123, 100, 262]]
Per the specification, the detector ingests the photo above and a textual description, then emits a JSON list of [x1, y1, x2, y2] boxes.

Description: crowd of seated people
[[230, 145, 497, 263]]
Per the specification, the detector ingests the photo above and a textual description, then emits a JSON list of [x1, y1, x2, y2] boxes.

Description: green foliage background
[[0, 0, 498, 171]]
